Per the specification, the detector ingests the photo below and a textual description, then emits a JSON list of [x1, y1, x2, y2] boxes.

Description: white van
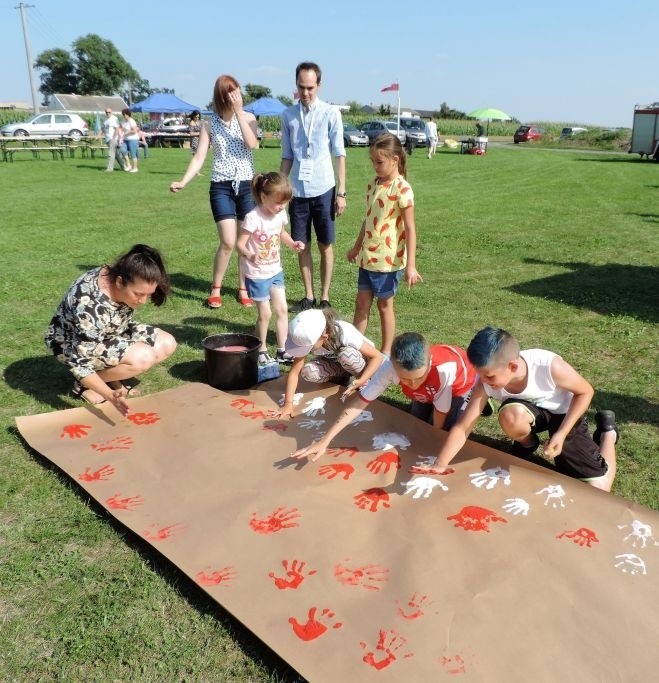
[[560, 127, 588, 138]]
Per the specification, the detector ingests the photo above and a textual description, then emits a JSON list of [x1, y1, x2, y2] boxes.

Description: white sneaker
[[129, 168, 139, 173]]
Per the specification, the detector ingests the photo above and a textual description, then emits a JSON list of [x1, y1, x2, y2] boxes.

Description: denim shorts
[[357, 267, 403, 299], [124, 138, 139, 158], [245, 270, 285, 302], [209, 180, 255, 222], [289, 187, 336, 245]]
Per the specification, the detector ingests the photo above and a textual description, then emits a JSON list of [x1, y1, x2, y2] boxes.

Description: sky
[[1, 0, 657, 127]]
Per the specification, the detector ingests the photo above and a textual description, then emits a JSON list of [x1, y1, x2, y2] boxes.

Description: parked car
[[359, 120, 406, 145], [513, 125, 545, 143], [0, 112, 89, 140], [398, 117, 428, 147], [157, 117, 189, 134], [343, 123, 369, 147], [560, 127, 588, 138]]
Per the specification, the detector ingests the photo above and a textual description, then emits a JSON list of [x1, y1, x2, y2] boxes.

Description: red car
[[513, 125, 544, 143]]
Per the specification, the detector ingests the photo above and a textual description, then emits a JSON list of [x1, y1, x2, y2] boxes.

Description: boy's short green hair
[[467, 327, 520, 368], [391, 332, 429, 370]]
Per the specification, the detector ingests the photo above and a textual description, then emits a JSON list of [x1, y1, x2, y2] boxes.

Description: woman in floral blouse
[[45, 244, 177, 415]]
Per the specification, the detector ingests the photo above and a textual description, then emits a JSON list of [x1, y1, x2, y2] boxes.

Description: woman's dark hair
[[121, 107, 132, 117], [106, 244, 170, 306], [190, 110, 201, 119], [320, 307, 343, 355]]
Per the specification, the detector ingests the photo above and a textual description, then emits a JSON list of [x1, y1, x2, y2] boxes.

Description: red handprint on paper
[[240, 409, 268, 420], [556, 527, 599, 548], [90, 436, 134, 452], [196, 566, 237, 586], [263, 423, 288, 432], [354, 488, 391, 512], [61, 424, 92, 439], [361, 628, 413, 670], [334, 559, 389, 591], [366, 451, 401, 475], [142, 523, 186, 541], [230, 398, 254, 410], [106, 493, 144, 511], [269, 559, 317, 590], [396, 592, 432, 620], [78, 465, 116, 482], [326, 446, 359, 458], [127, 412, 160, 426], [249, 506, 300, 534], [447, 506, 508, 532], [288, 607, 343, 641], [318, 463, 354, 480], [440, 654, 466, 675]]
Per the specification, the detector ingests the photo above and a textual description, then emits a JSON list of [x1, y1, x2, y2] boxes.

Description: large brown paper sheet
[[16, 378, 659, 682]]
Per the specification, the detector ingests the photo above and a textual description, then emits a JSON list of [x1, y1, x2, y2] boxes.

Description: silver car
[[343, 124, 369, 147], [359, 120, 406, 145], [398, 117, 428, 147], [0, 112, 89, 140]]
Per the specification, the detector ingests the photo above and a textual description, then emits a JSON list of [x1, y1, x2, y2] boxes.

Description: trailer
[[630, 103, 659, 160]]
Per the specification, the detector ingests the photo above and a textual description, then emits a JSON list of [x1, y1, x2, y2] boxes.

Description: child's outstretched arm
[[280, 229, 305, 253], [543, 357, 594, 458], [347, 220, 366, 263], [341, 342, 384, 399], [401, 205, 422, 287], [236, 230, 256, 264], [275, 356, 305, 420]]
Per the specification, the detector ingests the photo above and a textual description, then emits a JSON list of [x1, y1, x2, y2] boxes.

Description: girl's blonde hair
[[320, 307, 344, 355], [251, 171, 293, 205], [212, 74, 240, 113], [370, 133, 408, 179]]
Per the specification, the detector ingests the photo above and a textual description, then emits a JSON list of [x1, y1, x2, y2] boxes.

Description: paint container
[[202, 333, 261, 390]]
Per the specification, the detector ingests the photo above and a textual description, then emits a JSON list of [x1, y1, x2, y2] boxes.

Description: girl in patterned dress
[[346, 133, 422, 355], [170, 75, 259, 309]]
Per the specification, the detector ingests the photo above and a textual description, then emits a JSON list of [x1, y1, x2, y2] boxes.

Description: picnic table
[[0, 135, 108, 162]]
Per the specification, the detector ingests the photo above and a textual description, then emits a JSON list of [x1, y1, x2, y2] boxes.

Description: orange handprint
[[230, 398, 255, 410], [240, 409, 268, 420], [142, 522, 186, 541], [78, 465, 116, 482], [326, 446, 359, 458], [354, 488, 391, 512], [60, 424, 92, 439], [249, 506, 300, 534], [440, 654, 466, 675], [447, 506, 507, 532], [106, 493, 144, 511], [127, 412, 160, 426], [318, 463, 354, 480], [288, 607, 343, 641], [91, 435, 134, 452], [196, 566, 237, 586], [334, 559, 389, 591], [269, 559, 317, 590], [361, 628, 413, 670], [396, 592, 432, 620], [556, 527, 599, 548], [366, 451, 401, 475]]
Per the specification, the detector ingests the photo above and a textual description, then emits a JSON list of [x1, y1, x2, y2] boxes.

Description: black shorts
[[289, 187, 336, 245], [209, 180, 254, 222], [499, 398, 608, 480]]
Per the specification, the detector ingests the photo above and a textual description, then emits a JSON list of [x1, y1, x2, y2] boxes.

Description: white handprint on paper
[[614, 553, 647, 576], [401, 477, 448, 499], [279, 392, 304, 407], [535, 484, 566, 508], [618, 520, 659, 549], [469, 467, 511, 490], [350, 410, 373, 426], [302, 397, 326, 417], [502, 498, 530, 516], [372, 432, 411, 451], [298, 418, 326, 431]]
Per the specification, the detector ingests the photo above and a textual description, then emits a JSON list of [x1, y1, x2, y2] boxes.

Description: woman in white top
[[120, 108, 140, 173], [169, 75, 259, 309]]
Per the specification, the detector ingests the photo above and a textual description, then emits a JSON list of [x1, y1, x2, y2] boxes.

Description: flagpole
[[396, 82, 400, 135]]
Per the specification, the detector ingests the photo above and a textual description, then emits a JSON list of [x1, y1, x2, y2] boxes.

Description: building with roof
[[48, 94, 127, 114]]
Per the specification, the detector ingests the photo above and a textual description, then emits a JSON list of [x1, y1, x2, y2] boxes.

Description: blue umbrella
[[243, 97, 287, 116]]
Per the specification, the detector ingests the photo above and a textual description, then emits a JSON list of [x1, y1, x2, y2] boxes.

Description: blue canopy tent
[[131, 93, 201, 114], [243, 97, 286, 116]]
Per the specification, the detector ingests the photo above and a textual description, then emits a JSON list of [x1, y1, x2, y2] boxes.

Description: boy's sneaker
[[510, 434, 540, 458], [593, 410, 619, 445], [258, 350, 274, 366], [295, 297, 316, 311], [275, 349, 294, 365]]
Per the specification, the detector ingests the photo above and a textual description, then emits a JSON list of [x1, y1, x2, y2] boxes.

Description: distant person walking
[[188, 110, 202, 155], [170, 75, 259, 309], [120, 108, 140, 173], [425, 116, 439, 158], [102, 107, 123, 172], [280, 61, 346, 311]]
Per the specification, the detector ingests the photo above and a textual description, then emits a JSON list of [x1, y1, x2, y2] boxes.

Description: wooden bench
[[6, 146, 65, 162], [86, 144, 109, 160]]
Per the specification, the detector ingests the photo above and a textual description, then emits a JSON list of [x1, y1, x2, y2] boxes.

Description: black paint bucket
[[202, 333, 261, 390]]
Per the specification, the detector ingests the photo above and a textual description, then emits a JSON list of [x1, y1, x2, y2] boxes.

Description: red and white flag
[[380, 82, 399, 92]]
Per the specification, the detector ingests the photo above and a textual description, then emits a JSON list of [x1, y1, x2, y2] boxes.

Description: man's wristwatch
[[337, 192, 347, 198]]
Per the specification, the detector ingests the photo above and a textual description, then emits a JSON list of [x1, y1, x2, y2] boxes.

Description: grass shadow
[[506, 259, 659, 323], [4, 356, 74, 410]]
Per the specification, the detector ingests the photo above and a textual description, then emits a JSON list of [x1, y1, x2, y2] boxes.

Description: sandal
[[107, 380, 140, 397], [238, 287, 254, 308], [72, 381, 106, 405], [207, 284, 222, 309]]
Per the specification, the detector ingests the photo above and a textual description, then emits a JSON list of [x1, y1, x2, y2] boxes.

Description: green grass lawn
[[1, 144, 657, 681]]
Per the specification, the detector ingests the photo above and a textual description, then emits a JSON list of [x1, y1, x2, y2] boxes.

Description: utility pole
[[16, 2, 40, 114]]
